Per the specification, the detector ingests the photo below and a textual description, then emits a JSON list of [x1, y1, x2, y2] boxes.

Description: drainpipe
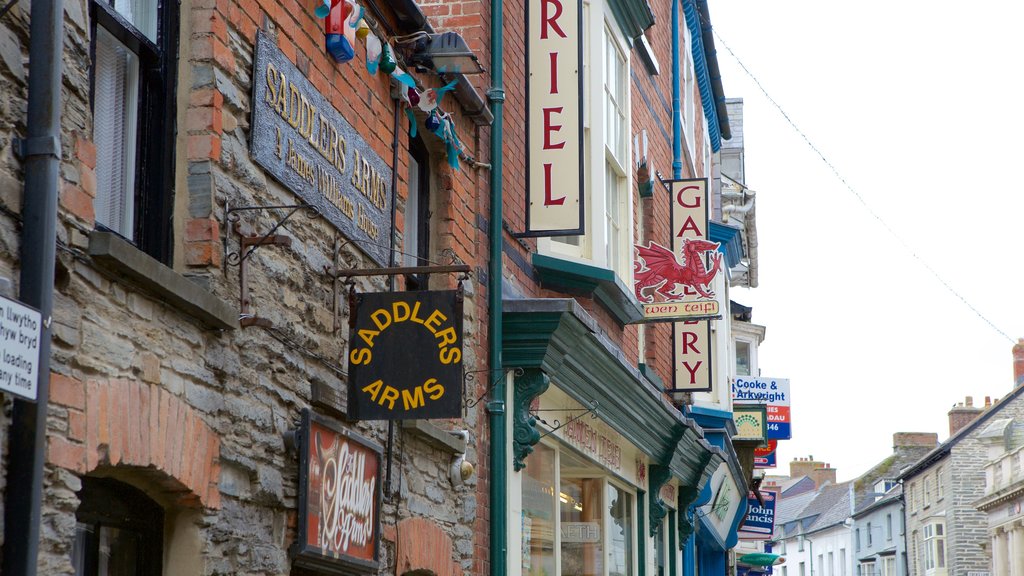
[[487, 0, 507, 576], [3, 1, 64, 575], [671, 0, 683, 178]]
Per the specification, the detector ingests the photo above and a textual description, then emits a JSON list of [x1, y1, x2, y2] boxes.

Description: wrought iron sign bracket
[[655, 171, 673, 195], [533, 402, 599, 441], [464, 367, 524, 410], [512, 368, 551, 471], [223, 202, 320, 328]]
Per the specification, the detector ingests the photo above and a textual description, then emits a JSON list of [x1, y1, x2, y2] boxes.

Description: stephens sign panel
[[525, 0, 584, 236], [731, 377, 791, 440], [347, 290, 464, 420], [294, 409, 382, 575], [738, 490, 776, 541], [669, 179, 718, 391], [251, 31, 392, 266]]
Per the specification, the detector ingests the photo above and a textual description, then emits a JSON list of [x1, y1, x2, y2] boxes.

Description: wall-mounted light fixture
[[410, 32, 485, 75]]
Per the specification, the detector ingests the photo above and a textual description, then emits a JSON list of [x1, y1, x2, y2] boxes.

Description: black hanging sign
[[346, 289, 464, 420]]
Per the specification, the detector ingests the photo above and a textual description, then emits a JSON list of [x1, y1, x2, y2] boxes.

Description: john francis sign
[[251, 31, 392, 266], [347, 290, 464, 420]]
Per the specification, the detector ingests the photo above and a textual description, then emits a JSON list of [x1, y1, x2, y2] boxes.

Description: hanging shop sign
[[0, 294, 41, 401], [294, 409, 382, 575], [251, 31, 392, 266], [700, 461, 744, 543], [634, 179, 722, 321], [347, 289, 464, 420], [731, 377, 792, 440], [754, 439, 778, 469], [524, 0, 584, 236], [667, 179, 718, 391], [732, 405, 768, 444], [737, 490, 776, 541]]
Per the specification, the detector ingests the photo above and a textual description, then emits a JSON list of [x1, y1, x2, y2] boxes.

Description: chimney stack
[[893, 432, 939, 449], [949, 396, 984, 436], [809, 463, 837, 488], [1014, 338, 1024, 388], [790, 456, 825, 479]]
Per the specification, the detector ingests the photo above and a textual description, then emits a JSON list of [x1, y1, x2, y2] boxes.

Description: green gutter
[[487, 0, 507, 574]]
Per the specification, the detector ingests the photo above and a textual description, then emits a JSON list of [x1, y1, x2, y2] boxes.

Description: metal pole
[[3, 0, 64, 574], [487, 0, 507, 573]]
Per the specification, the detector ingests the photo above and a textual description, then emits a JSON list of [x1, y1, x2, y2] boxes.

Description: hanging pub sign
[[733, 405, 768, 445], [251, 31, 392, 266], [294, 409, 382, 575], [664, 179, 718, 391], [346, 289, 464, 420], [731, 377, 792, 440], [634, 178, 722, 322], [523, 0, 584, 236]]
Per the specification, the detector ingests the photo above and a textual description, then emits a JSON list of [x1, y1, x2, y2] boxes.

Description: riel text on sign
[[347, 290, 464, 420], [525, 0, 584, 236]]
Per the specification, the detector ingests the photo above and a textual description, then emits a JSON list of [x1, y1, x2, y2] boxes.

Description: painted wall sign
[[295, 409, 382, 575], [732, 405, 767, 444], [524, 0, 584, 236], [347, 290, 463, 420], [754, 439, 778, 469], [738, 490, 776, 541], [731, 377, 792, 440], [668, 179, 717, 390], [251, 31, 392, 266], [0, 295, 41, 401]]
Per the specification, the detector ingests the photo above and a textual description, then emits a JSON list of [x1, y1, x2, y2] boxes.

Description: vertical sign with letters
[[525, 0, 584, 236], [671, 179, 715, 391]]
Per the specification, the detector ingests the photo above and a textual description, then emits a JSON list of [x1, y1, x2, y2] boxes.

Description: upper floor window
[[404, 135, 434, 289], [91, 0, 178, 262], [866, 522, 873, 546], [886, 514, 893, 541], [923, 522, 946, 573], [923, 476, 933, 507], [735, 340, 751, 376], [936, 468, 944, 499], [855, 528, 860, 551]]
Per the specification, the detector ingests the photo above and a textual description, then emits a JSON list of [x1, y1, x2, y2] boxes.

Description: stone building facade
[[0, 0, 494, 574], [900, 348, 1024, 576]]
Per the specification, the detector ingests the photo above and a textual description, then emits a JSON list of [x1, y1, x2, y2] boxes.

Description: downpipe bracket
[[13, 136, 61, 160]]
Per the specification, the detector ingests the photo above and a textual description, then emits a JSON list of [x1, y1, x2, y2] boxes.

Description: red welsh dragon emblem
[[633, 239, 723, 302]]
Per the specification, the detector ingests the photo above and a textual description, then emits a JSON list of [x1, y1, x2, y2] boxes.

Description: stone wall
[[0, 1, 491, 574]]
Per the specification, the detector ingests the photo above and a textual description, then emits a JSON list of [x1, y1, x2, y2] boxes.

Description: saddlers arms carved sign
[[251, 31, 392, 266], [294, 409, 382, 575], [668, 179, 718, 391], [524, 0, 584, 236], [347, 290, 464, 420]]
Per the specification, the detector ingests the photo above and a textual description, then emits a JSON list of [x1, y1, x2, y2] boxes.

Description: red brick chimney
[[948, 396, 984, 436], [790, 456, 824, 478], [892, 432, 938, 449], [1014, 338, 1024, 388], [810, 463, 837, 488]]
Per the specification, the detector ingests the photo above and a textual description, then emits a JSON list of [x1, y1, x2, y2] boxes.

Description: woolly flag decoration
[[365, 34, 382, 74], [315, 0, 343, 19], [379, 43, 397, 74], [417, 80, 458, 112], [324, 0, 355, 62]]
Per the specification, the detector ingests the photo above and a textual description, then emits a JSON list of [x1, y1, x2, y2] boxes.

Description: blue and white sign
[[737, 490, 776, 541], [731, 377, 791, 440]]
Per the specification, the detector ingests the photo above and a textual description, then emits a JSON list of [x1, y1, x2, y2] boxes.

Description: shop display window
[[522, 443, 638, 576]]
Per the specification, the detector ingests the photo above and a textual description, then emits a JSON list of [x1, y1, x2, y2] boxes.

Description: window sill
[[401, 420, 468, 454], [531, 253, 643, 325], [88, 231, 238, 330]]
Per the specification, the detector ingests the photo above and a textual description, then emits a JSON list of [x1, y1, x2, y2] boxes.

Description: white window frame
[[542, 0, 633, 284], [936, 468, 944, 500], [859, 561, 875, 576], [923, 521, 946, 574], [923, 476, 932, 508]]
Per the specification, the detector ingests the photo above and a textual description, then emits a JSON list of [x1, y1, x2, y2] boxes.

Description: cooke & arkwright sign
[[347, 290, 464, 420], [294, 409, 382, 575], [251, 31, 392, 266]]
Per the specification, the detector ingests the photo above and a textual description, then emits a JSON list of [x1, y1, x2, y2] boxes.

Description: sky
[[711, 0, 1024, 481]]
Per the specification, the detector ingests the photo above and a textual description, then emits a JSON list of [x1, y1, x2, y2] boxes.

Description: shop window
[[404, 134, 434, 289], [90, 0, 178, 263], [73, 477, 164, 576], [654, 516, 668, 576], [522, 443, 638, 576]]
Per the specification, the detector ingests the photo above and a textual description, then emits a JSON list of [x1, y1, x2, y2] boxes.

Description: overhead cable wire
[[709, 26, 1015, 344]]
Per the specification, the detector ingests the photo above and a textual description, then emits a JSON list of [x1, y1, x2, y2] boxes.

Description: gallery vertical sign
[[524, 0, 584, 236], [671, 179, 714, 391]]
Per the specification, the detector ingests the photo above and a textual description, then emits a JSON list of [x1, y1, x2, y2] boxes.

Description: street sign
[[0, 294, 41, 401]]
